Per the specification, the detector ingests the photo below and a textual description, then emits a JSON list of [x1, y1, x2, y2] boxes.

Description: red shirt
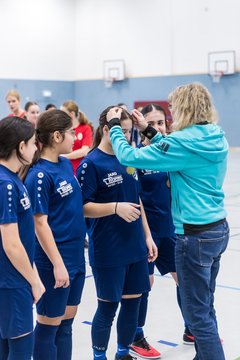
[[8, 112, 25, 118], [71, 123, 93, 174]]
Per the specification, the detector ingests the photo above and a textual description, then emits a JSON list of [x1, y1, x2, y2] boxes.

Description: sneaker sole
[[183, 340, 195, 345], [130, 348, 161, 359]]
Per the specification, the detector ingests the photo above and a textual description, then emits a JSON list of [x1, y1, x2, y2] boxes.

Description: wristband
[[107, 118, 121, 129], [141, 125, 158, 140]]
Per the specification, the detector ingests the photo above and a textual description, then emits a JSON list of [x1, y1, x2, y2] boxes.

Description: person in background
[[0, 116, 45, 360], [45, 104, 57, 111], [24, 110, 86, 360], [106, 83, 229, 360], [6, 89, 25, 118], [25, 101, 41, 128], [61, 100, 93, 174], [77, 105, 157, 360]]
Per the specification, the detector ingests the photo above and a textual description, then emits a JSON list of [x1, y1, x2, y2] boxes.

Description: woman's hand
[[106, 107, 122, 121], [116, 202, 141, 223], [131, 109, 148, 132]]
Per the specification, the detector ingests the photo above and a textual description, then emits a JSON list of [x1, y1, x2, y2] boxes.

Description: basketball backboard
[[208, 50, 235, 75], [103, 59, 125, 82]]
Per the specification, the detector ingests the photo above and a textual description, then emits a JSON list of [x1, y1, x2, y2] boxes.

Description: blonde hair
[[5, 89, 21, 101], [62, 100, 79, 118], [169, 83, 217, 131]]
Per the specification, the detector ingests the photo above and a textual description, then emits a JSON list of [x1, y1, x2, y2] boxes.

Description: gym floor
[[69, 148, 240, 360]]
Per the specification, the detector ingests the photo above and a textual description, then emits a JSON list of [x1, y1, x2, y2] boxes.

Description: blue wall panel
[[75, 74, 240, 147], [0, 79, 74, 117], [1, 74, 240, 146]]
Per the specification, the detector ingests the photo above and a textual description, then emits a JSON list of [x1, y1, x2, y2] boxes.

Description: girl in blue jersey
[[0, 116, 45, 360], [24, 110, 86, 360], [131, 104, 192, 359], [77, 106, 157, 360], [106, 83, 229, 360]]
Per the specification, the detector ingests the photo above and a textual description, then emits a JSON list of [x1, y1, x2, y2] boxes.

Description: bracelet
[[115, 202, 118, 214]]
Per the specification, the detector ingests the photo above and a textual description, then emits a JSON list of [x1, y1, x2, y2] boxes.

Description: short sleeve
[[0, 181, 18, 224], [81, 125, 93, 147], [76, 159, 98, 204], [25, 169, 52, 215]]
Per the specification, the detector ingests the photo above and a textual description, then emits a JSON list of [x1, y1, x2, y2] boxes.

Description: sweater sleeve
[[109, 126, 189, 172]]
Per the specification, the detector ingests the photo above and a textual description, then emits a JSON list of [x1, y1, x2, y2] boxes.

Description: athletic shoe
[[130, 337, 161, 359], [183, 332, 195, 345], [115, 354, 137, 360]]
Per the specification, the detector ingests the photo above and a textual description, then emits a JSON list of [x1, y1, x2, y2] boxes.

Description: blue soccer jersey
[[0, 165, 35, 288], [138, 144, 175, 237], [24, 157, 86, 269], [77, 148, 148, 268]]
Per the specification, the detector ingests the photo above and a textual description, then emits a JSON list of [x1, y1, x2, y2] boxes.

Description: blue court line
[[154, 273, 240, 292], [158, 339, 178, 347], [82, 321, 92, 325]]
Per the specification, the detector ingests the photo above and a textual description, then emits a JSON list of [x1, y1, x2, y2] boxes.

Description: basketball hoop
[[210, 71, 224, 83], [104, 77, 116, 88]]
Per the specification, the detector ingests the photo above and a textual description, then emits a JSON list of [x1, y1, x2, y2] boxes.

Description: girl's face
[[145, 110, 166, 134], [6, 96, 20, 113], [26, 104, 40, 127], [20, 134, 37, 164], [121, 118, 132, 144], [57, 128, 76, 154]]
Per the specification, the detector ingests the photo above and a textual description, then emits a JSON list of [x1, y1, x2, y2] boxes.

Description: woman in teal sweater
[[106, 83, 229, 360]]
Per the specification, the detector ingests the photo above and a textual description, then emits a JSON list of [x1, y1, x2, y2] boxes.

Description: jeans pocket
[[198, 235, 227, 266]]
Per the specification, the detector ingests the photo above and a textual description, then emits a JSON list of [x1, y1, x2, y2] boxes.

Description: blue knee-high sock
[[134, 292, 149, 342], [176, 285, 191, 334], [55, 318, 74, 360], [8, 332, 33, 360], [33, 322, 59, 360], [92, 300, 119, 360], [117, 297, 141, 357], [0, 335, 9, 360]]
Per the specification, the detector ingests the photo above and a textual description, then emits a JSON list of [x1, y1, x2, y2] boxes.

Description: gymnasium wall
[[0, 0, 240, 146]]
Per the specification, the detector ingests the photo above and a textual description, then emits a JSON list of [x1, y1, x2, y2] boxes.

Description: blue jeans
[[175, 221, 229, 360]]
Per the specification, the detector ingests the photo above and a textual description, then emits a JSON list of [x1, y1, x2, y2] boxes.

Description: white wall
[[0, 0, 239, 81], [0, 0, 76, 80], [75, 0, 240, 79]]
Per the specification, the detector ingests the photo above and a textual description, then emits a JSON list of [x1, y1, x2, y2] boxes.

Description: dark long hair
[[141, 104, 166, 120], [19, 110, 72, 181], [0, 116, 35, 162], [92, 106, 132, 150], [36, 109, 72, 149]]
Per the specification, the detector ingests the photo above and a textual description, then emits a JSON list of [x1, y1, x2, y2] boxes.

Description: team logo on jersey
[[126, 166, 135, 175], [57, 180, 73, 197], [20, 192, 31, 210], [103, 172, 123, 187], [77, 133, 83, 140], [126, 167, 138, 181], [141, 169, 160, 175]]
